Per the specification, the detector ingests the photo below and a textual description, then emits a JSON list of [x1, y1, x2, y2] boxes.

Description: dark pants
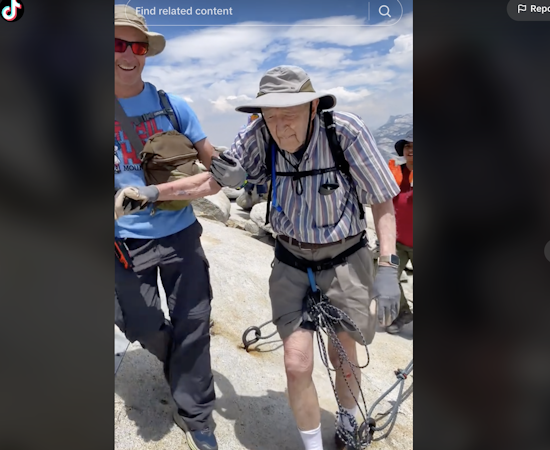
[[396, 241, 413, 314], [115, 219, 215, 431]]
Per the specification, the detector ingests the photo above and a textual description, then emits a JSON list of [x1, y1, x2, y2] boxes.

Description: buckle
[[289, 237, 302, 249]]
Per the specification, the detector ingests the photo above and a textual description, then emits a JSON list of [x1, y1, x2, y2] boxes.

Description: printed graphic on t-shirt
[[114, 119, 163, 172], [114, 143, 121, 174]]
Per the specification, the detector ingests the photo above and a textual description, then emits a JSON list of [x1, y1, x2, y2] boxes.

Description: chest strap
[[275, 166, 339, 180]]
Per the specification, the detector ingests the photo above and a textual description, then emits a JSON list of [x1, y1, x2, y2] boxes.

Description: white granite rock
[[192, 190, 231, 224], [222, 187, 243, 200], [249, 201, 275, 237]]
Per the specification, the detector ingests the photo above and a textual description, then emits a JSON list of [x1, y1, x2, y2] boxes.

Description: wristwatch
[[378, 254, 400, 268]]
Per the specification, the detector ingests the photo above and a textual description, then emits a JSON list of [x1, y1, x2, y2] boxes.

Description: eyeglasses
[[115, 38, 149, 56]]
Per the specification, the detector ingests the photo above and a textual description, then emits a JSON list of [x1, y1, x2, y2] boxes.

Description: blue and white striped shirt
[[226, 111, 400, 244]]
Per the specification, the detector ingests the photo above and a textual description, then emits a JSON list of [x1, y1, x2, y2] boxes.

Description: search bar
[[507, 0, 550, 20], [367, 0, 403, 23]]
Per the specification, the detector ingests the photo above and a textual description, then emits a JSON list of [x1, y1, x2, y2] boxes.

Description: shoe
[[386, 310, 413, 334], [173, 411, 218, 450], [335, 418, 376, 449], [335, 425, 360, 450], [334, 425, 348, 450]]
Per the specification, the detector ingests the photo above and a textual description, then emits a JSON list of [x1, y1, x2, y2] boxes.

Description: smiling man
[[113, 5, 230, 450], [210, 66, 402, 450]]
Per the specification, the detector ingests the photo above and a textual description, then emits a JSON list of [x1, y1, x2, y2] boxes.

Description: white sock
[[338, 405, 358, 431], [298, 423, 324, 450]]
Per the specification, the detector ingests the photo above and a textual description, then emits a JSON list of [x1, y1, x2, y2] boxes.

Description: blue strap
[[307, 268, 317, 292], [271, 143, 283, 212]]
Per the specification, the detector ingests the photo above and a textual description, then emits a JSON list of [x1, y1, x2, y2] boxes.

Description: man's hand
[[372, 265, 401, 326], [114, 185, 159, 220], [210, 153, 247, 189]]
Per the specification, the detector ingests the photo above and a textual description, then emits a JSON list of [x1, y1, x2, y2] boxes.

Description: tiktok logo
[[1, 0, 24, 22]]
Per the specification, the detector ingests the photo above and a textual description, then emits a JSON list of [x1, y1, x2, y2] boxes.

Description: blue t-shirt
[[114, 82, 207, 239]]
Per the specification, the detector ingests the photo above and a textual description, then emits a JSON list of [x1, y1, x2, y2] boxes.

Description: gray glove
[[114, 185, 159, 220], [210, 153, 247, 189], [372, 265, 401, 326]]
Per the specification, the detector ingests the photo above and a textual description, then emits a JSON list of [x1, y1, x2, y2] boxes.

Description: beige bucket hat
[[115, 4, 166, 57], [235, 66, 337, 114]]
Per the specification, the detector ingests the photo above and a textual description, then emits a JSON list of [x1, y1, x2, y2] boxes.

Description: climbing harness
[[240, 236, 413, 448]]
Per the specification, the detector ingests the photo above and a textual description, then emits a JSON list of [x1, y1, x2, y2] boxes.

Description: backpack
[[114, 90, 200, 212], [263, 111, 365, 225], [129, 90, 181, 133]]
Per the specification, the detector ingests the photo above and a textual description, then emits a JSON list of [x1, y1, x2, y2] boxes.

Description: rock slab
[[115, 218, 413, 450], [192, 190, 231, 224]]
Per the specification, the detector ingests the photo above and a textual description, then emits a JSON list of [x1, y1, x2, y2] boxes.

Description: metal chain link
[[241, 320, 278, 352]]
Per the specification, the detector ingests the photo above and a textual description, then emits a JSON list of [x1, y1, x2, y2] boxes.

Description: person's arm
[[371, 199, 397, 265], [193, 137, 216, 170], [336, 112, 401, 206], [156, 171, 221, 201], [216, 121, 269, 185], [168, 94, 216, 169], [334, 112, 401, 260], [114, 172, 221, 220]]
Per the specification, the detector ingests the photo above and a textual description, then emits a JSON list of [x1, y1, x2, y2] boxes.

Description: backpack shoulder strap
[[323, 111, 350, 175], [124, 90, 181, 132], [158, 90, 180, 132], [115, 96, 145, 155], [265, 136, 274, 174], [323, 111, 365, 220], [264, 136, 275, 225]]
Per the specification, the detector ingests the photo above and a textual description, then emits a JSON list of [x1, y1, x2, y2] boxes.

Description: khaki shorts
[[268, 233, 377, 345]]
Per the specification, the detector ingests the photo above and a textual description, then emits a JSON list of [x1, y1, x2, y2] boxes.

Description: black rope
[[303, 284, 372, 449]]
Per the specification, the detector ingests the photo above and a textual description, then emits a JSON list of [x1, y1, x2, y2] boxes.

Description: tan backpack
[[140, 130, 202, 211], [115, 92, 202, 212]]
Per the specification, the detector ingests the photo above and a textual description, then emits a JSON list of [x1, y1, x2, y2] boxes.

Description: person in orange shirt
[[386, 130, 413, 334]]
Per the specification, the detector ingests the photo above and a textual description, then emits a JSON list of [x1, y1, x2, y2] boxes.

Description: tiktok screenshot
[[3, 1, 549, 450], [114, 1, 413, 450]]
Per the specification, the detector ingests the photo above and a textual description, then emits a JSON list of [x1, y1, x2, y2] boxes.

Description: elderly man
[[386, 131, 414, 334], [211, 66, 402, 450], [113, 6, 245, 450]]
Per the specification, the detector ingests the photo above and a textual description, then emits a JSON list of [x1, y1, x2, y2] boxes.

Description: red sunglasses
[[115, 38, 149, 56]]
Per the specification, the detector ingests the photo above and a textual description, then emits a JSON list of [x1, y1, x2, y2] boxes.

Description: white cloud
[[324, 87, 371, 103], [210, 94, 252, 113], [286, 46, 354, 69], [142, 13, 413, 145]]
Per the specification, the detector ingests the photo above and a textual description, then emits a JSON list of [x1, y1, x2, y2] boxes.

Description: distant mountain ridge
[[372, 113, 413, 161]]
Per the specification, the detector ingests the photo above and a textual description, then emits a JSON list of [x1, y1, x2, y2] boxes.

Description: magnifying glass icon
[[379, 5, 391, 17]]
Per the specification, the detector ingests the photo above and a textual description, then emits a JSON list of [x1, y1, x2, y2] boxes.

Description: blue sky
[[118, 0, 413, 146]]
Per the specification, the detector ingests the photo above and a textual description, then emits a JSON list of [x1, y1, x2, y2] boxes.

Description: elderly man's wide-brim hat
[[115, 5, 166, 57], [395, 129, 413, 156], [235, 66, 337, 114]]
